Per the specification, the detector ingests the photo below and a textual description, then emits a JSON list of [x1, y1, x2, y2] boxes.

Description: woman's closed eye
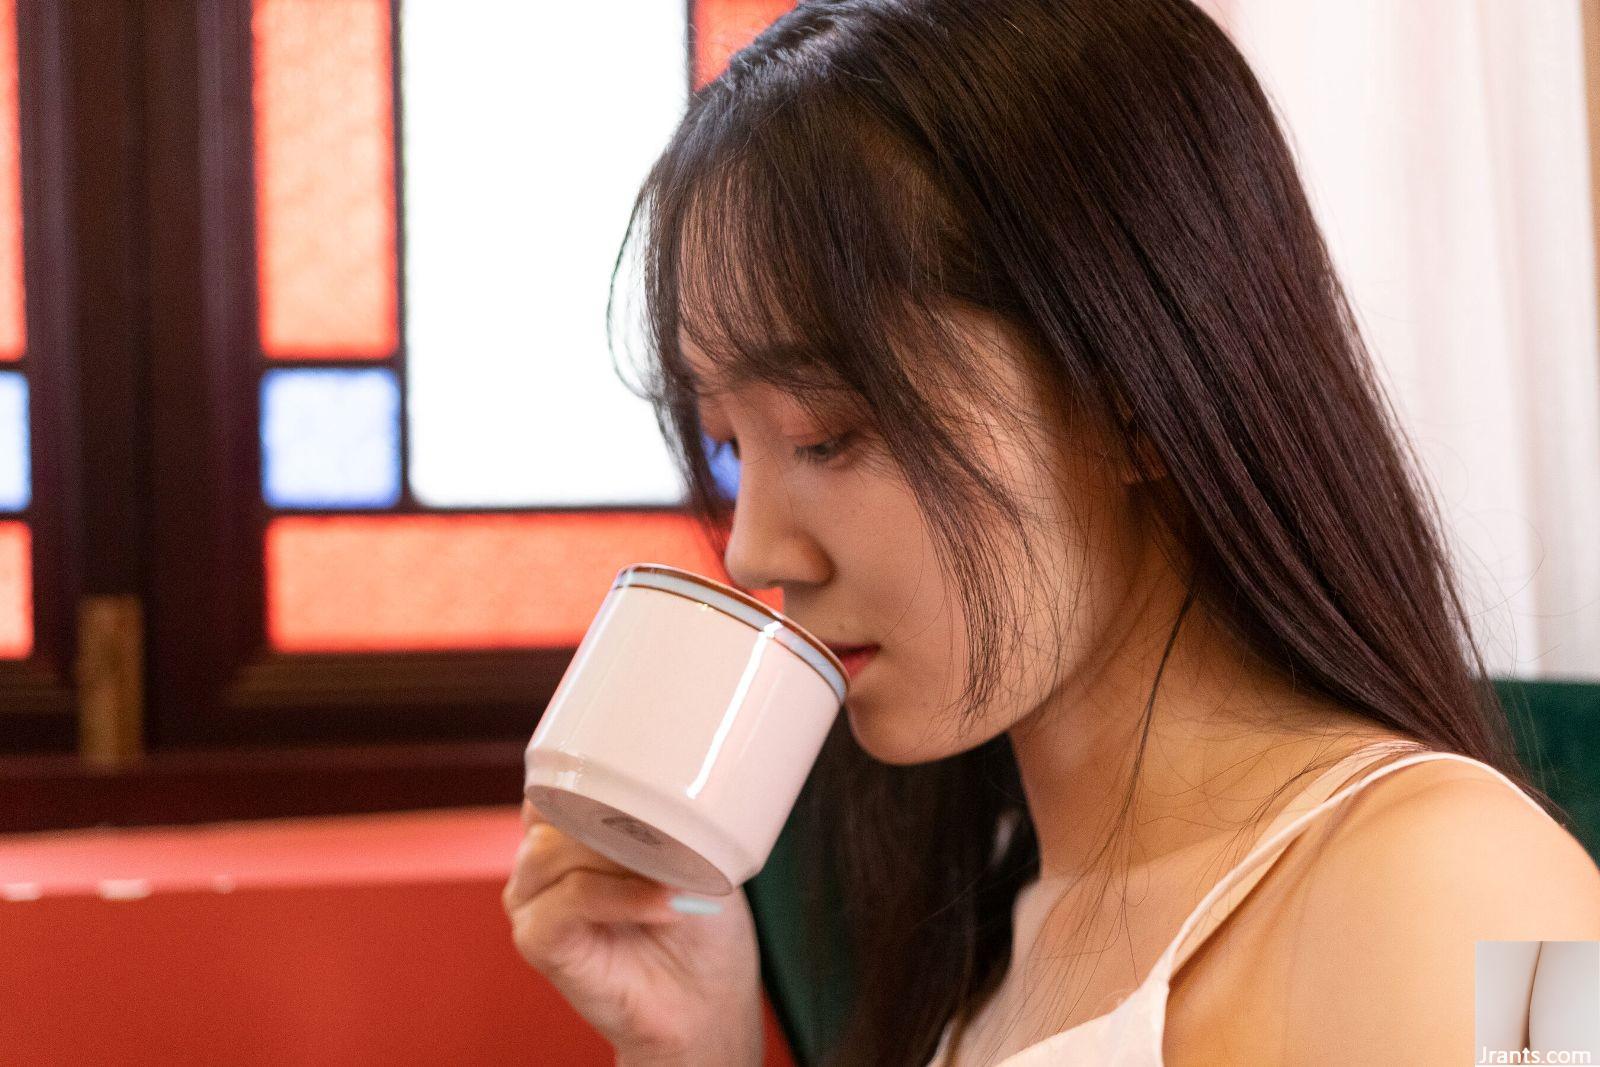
[[793, 430, 857, 466], [716, 431, 858, 467]]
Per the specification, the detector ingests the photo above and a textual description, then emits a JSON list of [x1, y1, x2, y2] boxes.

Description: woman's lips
[[834, 646, 879, 682]]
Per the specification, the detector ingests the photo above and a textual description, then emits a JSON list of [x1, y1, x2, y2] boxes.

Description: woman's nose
[[718, 452, 830, 593]]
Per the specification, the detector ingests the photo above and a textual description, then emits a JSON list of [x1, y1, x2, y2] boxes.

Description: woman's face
[[684, 306, 1154, 765]]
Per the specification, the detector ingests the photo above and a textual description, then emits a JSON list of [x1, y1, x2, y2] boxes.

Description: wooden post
[[77, 594, 144, 767]]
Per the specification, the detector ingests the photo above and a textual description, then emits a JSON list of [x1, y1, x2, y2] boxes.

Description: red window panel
[[0, 520, 30, 658], [252, 0, 397, 360], [691, 0, 797, 90], [265, 513, 778, 653], [0, 0, 23, 363]]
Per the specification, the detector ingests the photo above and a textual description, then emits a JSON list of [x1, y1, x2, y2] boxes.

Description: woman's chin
[[843, 700, 927, 766]]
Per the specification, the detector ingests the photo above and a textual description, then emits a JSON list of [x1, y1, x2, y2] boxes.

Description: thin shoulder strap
[[1156, 739, 1551, 978]]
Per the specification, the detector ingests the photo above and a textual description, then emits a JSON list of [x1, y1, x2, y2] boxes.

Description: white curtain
[[1193, 0, 1600, 680]]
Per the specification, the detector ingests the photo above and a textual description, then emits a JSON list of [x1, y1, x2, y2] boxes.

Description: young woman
[[504, 1, 1600, 1064]]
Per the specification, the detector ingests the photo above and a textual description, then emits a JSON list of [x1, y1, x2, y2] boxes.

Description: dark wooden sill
[[0, 739, 527, 834]]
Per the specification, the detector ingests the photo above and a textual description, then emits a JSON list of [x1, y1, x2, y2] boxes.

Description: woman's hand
[[502, 798, 766, 1066]]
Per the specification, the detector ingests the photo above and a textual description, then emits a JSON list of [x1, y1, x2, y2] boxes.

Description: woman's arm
[[1270, 762, 1600, 1066]]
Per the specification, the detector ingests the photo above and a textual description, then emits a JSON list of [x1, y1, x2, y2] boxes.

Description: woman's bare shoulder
[[1264, 753, 1600, 1064], [1324, 752, 1600, 904]]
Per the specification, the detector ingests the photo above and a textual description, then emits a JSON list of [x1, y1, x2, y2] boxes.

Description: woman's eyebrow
[[681, 341, 817, 393]]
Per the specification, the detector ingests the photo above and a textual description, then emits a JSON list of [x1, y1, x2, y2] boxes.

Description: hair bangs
[[657, 100, 989, 426]]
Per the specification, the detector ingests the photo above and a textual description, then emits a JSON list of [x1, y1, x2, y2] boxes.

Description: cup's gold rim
[[616, 563, 847, 681]]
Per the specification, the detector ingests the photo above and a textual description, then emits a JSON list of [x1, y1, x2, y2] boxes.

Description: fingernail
[[669, 894, 723, 915]]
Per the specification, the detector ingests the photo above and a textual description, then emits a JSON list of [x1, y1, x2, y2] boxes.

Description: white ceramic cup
[[523, 562, 847, 897]]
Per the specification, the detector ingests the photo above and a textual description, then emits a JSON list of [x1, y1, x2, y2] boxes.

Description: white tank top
[[923, 738, 1558, 1065]]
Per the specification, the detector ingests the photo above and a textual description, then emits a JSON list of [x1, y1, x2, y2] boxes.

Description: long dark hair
[[608, 1, 1565, 1063]]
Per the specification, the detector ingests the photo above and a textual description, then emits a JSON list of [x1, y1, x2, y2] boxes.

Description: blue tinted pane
[[0, 372, 28, 511], [261, 368, 400, 509], [702, 431, 740, 503]]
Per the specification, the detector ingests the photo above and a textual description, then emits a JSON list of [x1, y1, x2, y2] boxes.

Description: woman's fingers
[[516, 867, 681, 958], [504, 820, 646, 915]]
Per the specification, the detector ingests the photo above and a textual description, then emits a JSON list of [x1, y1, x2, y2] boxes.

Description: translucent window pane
[[253, 0, 397, 359], [0, 370, 27, 510], [0, 0, 22, 362], [691, 0, 796, 90], [0, 520, 29, 657], [399, 3, 689, 509], [702, 431, 740, 503], [263, 512, 757, 652], [261, 368, 400, 509]]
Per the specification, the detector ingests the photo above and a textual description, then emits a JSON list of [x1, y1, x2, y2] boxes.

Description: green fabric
[[1495, 678, 1600, 863], [746, 802, 857, 1067], [749, 678, 1600, 1065]]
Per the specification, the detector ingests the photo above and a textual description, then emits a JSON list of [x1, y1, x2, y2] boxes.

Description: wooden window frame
[[1, 0, 724, 831]]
